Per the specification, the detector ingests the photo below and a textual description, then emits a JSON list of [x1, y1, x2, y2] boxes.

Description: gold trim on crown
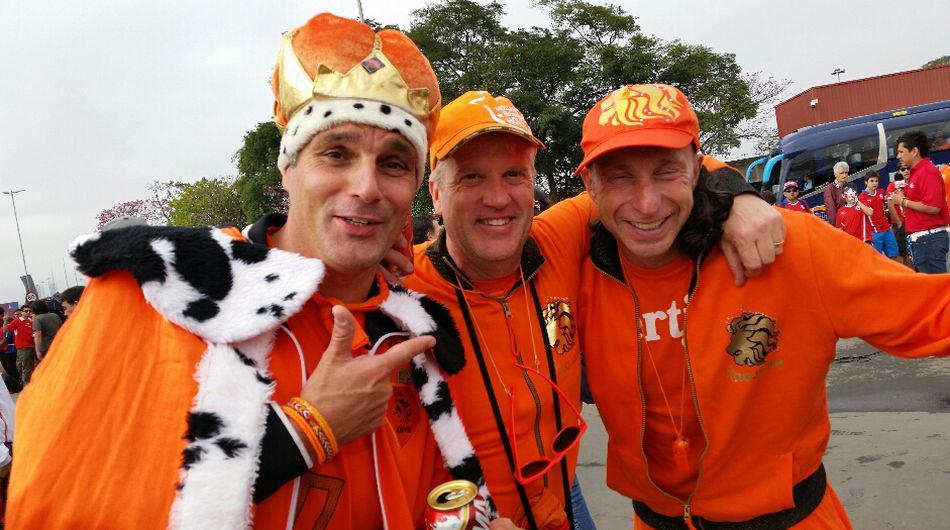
[[274, 29, 431, 130]]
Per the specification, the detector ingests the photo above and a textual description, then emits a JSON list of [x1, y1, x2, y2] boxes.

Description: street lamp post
[[831, 68, 845, 83], [3, 190, 29, 278]]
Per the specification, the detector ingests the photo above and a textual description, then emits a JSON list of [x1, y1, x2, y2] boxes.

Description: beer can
[[424, 479, 488, 530]]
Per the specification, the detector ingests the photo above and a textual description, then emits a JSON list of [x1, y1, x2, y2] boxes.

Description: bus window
[[785, 133, 880, 188], [885, 119, 950, 156]]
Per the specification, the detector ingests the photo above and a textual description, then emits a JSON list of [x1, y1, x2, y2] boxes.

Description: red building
[[775, 64, 950, 137]]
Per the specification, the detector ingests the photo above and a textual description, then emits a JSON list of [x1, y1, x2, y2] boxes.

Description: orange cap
[[576, 84, 699, 174], [429, 91, 545, 169]]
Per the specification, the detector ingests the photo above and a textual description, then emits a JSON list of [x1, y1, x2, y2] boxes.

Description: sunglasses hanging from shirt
[[509, 363, 587, 484], [454, 268, 586, 486]]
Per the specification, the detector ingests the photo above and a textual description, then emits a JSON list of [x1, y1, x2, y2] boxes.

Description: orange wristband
[[282, 405, 326, 466], [287, 398, 338, 461]]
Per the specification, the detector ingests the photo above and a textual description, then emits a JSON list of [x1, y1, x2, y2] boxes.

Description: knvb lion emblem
[[725, 312, 780, 366], [543, 299, 577, 355], [598, 84, 683, 128]]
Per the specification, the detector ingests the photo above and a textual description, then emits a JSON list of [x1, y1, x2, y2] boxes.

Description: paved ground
[[575, 338, 950, 529]]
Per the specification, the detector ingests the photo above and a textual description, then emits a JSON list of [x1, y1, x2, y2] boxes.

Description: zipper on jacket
[[503, 296, 547, 470], [442, 256, 548, 477], [680, 257, 711, 528], [592, 255, 710, 528]]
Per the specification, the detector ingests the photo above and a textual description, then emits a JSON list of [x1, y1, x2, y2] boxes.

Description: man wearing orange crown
[[403, 88, 784, 530], [576, 84, 950, 529], [9, 13, 498, 530]]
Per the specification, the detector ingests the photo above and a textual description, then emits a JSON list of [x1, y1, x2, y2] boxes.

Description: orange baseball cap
[[576, 84, 700, 174], [429, 91, 545, 169]]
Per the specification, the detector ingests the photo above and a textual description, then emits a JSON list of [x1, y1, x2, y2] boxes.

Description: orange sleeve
[[8, 273, 206, 529], [802, 213, 950, 358], [532, 192, 597, 265]]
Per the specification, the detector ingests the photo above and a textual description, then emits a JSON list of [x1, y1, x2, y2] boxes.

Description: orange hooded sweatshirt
[[8, 222, 479, 530], [579, 210, 950, 526]]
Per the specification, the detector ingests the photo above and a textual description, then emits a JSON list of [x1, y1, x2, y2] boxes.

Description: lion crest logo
[[598, 84, 684, 128], [725, 312, 779, 366], [543, 299, 577, 355]]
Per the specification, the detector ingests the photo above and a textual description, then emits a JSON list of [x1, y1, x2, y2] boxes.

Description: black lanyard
[[529, 282, 575, 528], [454, 280, 576, 530]]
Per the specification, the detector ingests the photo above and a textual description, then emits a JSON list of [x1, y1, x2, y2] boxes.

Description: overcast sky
[[1, 0, 947, 303]]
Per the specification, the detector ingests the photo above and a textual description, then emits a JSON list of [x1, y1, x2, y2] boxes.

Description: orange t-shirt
[[621, 253, 704, 501]]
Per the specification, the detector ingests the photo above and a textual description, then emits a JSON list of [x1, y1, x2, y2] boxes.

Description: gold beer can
[[424, 480, 485, 530]]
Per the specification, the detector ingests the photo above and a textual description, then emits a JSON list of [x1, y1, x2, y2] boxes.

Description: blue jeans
[[872, 230, 899, 258], [570, 475, 597, 530], [910, 230, 949, 274]]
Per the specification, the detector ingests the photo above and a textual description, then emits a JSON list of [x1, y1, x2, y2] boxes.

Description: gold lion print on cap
[[725, 311, 780, 366], [543, 299, 577, 355]]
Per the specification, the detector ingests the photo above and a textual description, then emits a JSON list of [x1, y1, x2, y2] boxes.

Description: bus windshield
[[782, 130, 881, 189]]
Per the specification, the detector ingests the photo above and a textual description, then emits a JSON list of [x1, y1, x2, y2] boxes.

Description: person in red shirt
[[836, 187, 872, 243], [823, 161, 849, 226], [857, 171, 900, 261], [781, 181, 810, 213], [889, 130, 950, 273], [885, 169, 911, 265], [3, 307, 35, 385]]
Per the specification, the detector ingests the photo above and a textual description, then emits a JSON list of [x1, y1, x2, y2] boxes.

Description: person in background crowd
[[940, 163, 950, 209], [760, 189, 777, 206], [575, 84, 950, 530], [837, 186, 872, 243], [889, 130, 950, 274], [3, 307, 34, 386], [0, 373, 13, 525], [782, 180, 810, 213], [411, 215, 439, 245], [59, 286, 85, 319], [534, 186, 556, 214], [803, 174, 815, 191], [0, 310, 18, 389], [857, 170, 900, 262], [824, 161, 849, 226], [886, 169, 911, 266], [29, 300, 62, 362]]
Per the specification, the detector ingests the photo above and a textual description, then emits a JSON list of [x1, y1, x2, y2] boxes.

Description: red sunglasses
[[509, 363, 587, 485]]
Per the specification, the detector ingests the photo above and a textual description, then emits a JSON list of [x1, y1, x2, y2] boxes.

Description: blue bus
[[757, 100, 950, 211]]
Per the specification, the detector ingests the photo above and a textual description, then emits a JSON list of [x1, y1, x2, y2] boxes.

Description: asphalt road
[[575, 338, 950, 529]]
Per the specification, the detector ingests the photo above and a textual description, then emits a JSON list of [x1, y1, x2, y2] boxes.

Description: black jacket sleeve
[[253, 404, 310, 503], [705, 166, 757, 197]]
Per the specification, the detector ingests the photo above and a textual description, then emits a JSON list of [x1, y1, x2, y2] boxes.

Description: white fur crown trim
[[278, 97, 427, 181]]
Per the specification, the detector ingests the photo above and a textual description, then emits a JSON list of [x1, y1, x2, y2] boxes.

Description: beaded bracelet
[[281, 404, 325, 465], [287, 397, 338, 461]]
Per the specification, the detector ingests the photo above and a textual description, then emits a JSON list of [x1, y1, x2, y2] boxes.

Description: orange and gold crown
[[271, 13, 441, 135]]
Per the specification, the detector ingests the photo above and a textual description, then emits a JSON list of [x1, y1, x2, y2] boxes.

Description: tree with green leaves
[[234, 121, 287, 223], [922, 55, 950, 68], [168, 177, 245, 227]]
